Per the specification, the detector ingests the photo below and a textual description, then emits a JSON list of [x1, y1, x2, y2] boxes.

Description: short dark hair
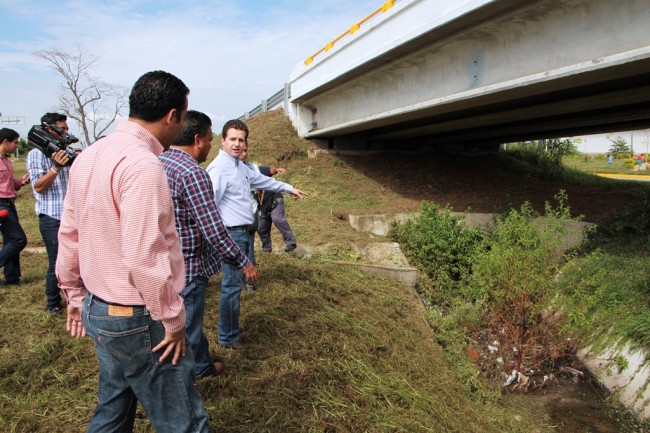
[[175, 110, 212, 146], [41, 112, 67, 125], [0, 128, 19, 143], [221, 119, 249, 142], [129, 71, 189, 122]]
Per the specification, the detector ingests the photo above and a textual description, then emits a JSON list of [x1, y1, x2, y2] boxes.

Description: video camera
[[27, 123, 79, 166]]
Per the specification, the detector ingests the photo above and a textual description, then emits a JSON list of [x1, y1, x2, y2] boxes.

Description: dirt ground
[[339, 151, 645, 223]]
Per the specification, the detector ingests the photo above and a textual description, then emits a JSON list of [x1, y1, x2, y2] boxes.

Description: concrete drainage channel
[[346, 212, 650, 421]]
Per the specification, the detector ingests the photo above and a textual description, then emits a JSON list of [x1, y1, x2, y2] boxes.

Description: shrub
[[469, 192, 575, 372], [390, 202, 484, 304], [393, 192, 579, 376], [623, 158, 636, 168]]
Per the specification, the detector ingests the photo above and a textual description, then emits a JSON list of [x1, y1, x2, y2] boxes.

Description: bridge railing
[[304, 0, 397, 66], [238, 0, 400, 122], [238, 84, 290, 121]]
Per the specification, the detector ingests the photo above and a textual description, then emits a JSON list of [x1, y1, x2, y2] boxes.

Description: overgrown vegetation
[[504, 139, 578, 179], [392, 192, 578, 377], [556, 192, 650, 355], [0, 238, 547, 432], [391, 203, 483, 305]]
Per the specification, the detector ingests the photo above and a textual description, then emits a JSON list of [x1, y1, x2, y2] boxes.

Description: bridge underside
[[328, 63, 650, 151], [290, 0, 650, 151]]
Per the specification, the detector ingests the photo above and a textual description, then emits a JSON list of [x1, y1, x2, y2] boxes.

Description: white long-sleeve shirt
[[206, 149, 293, 227]]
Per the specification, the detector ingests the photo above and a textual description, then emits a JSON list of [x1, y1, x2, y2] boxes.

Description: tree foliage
[[18, 138, 29, 156], [33, 45, 127, 146], [608, 135, 631, 157]]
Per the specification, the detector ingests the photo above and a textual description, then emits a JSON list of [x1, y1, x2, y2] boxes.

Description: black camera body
[[27, 123, 79, 166]]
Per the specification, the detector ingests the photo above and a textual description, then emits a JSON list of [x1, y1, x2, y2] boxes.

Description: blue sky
[[0, 0, 382, 140]]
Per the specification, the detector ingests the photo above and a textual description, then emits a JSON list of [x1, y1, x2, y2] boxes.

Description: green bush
[[468, 193, 575, 371], [390, 202, 484, 304], [393, 192, 579, 374], [623, 157, 636, 168]]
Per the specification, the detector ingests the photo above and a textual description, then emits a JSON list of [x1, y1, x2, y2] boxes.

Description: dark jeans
[[39, 214, 62, 309], [0, 202, 26, 283], [83, 293, 211, 433], [181, 276, 213, 378]]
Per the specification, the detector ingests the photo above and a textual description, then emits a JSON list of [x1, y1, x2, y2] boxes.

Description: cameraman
[[26, 112, 71, 315]]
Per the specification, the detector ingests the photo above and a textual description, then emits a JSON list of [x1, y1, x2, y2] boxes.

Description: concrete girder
[[289, 0, 650, 150]]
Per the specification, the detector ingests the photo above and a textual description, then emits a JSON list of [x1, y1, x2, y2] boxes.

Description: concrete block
[[333, 261, 418, 287]]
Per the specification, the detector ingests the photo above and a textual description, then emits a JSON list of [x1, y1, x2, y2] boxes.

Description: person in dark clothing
[[255, 165, 297, 253]]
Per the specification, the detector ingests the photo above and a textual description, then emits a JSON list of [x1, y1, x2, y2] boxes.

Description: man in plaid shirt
[[160, 110, 259, 379], [26, 112, 73, 315]]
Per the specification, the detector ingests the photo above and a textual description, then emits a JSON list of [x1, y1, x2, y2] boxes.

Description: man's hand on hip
[[153, 327, 186, 365]]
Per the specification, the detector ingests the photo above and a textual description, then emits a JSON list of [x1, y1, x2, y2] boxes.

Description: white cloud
[[0, 0, 384, 137]]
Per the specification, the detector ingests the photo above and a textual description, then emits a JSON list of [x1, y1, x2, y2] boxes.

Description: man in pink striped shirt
[[0, 128, 29, 286], [56, 71, 212, 433]]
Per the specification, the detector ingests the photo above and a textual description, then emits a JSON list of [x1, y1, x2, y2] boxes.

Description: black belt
[[0, 198, 15, 204], [92, 294, 146, 308], [226, 225, 249, 230]]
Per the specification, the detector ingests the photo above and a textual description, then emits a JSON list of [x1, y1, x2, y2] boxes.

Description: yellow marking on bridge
[[305, 0, 395, 65]]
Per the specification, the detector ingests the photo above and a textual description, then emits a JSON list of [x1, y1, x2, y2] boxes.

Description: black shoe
[[0, 279, 21, 286], [195, 360, 224, 380], [219, 340, 246, 350], [47, 304, 65, 316], [284, 244, 297, 252]]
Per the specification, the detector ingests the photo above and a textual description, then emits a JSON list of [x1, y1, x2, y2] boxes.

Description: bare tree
[[33, 44, 127, 146]]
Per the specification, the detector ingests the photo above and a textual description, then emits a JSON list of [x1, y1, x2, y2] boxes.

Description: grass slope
[[2, 111, 602, 432], [0, 253, 545, 432]]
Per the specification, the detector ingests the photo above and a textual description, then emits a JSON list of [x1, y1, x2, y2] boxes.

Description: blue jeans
[[181, 276, 213, 378], [39, 214, 62, 309], [0, 202, 26, 283], [219, 227, 251, 345], [82, 293, 211, 433]]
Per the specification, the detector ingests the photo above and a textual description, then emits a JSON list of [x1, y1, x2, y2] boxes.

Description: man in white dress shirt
[[206, 119, 306, 349]]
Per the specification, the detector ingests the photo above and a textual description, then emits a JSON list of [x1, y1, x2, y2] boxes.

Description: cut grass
[[9, 111, 643, 432], [0, 252, 550, 432]]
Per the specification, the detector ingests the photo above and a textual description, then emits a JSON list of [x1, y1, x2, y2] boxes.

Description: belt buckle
[[108, 305, 134, 317]]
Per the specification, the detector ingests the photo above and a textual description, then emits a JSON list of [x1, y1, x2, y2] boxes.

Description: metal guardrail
[[238, 1, 398, 121], [238, 84, 290, 121], [304, 0, 396, 65]]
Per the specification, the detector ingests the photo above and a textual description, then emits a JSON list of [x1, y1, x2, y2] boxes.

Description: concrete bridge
[[286, 0, 650, 151]]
